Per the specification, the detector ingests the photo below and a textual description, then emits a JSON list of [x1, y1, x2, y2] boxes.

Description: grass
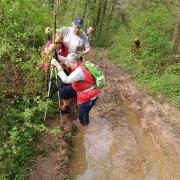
[[107, 48, 180, 109]]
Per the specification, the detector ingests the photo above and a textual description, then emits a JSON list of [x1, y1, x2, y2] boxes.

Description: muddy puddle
[[69, 103, 180, 180]]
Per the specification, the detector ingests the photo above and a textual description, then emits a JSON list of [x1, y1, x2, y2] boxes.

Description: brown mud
[[27, 111, 77, 180], [95, 49, 180, 155], [27, 49, 180, 180]]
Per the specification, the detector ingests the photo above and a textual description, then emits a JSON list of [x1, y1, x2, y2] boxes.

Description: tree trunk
[[82, 0, 88, 20], [93, 0, 103, 33], [172, 15, 180, 54], [104, 0, 117, 32], [98, 0, 108, 36]]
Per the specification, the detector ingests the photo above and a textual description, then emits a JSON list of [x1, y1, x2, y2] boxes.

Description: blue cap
[[73, 17, 83, 27]]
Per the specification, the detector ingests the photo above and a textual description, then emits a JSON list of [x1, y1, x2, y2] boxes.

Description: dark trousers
[[60, 85, 77, 99], [78, 97, 98, 125], [60, 85, 98, 126]]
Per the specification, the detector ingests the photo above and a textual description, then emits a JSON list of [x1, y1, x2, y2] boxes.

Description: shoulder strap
[[78, 65, 96, 86]]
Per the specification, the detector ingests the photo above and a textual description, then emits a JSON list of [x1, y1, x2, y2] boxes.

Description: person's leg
[[60, 85, 77, 113], [78, 97, 98, 126], [60, 85, 77, 99]]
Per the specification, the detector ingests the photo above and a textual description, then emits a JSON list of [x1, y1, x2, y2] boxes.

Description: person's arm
[[57, 55, 67, 64], [56, 27, 67, 34], [78, 33, 92, 56], [51, 59, 85, 84], [80, 47, 91, 55], [58, 67, 85, 84]]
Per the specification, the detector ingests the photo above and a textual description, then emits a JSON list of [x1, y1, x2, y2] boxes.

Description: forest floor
[[27, 49, 180, 180]]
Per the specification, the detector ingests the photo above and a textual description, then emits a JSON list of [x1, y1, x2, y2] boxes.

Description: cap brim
[[74, 24, 82, 28]]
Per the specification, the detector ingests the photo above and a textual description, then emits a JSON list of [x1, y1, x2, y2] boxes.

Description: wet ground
[[69, 105, 180, 180], [27, 49, 180, 180], [69, 49, 180, 180]]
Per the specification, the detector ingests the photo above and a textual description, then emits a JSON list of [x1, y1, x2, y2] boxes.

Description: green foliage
[[0, 96, 59, 179], [108, 26, 132, 69], [0, 0, 61, 179], [108, 1, 180, 107], [131, 5, 174, 73], [0, 0, 52, 95]]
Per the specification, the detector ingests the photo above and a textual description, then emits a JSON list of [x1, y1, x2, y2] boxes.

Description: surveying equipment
[[43, 64, 63, 129]]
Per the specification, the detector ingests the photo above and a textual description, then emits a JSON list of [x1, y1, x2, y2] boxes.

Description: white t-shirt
[[56, 27, 90, 53]]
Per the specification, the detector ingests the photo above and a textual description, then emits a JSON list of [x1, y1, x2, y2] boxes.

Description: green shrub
[[0, 96, 59, 179], [0, 0, 60, 179]]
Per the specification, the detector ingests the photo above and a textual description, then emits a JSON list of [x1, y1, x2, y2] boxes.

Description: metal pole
[[44, 66, 53, 121], [55, 68, 63, 129]]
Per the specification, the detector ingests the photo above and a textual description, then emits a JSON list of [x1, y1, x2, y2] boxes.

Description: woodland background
[[0, 0, 179, 179]]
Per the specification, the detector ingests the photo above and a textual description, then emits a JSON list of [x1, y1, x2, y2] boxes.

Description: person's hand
[[51, 58, 62, 70], [78, 51, 85, 56], [45, 27, 53, 35], [49, 43, 55, 51]]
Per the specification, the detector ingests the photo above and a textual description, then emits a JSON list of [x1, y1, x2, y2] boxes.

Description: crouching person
[[51, 53, 98, 126]]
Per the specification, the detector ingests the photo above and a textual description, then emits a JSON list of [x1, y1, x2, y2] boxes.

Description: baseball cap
[[73, 16, 83, 28]]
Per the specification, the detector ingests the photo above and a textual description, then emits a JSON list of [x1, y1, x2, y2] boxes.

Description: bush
[[0, 96, 60, 179], [0, 0, 60, 179], [0, 0, 52, 95]]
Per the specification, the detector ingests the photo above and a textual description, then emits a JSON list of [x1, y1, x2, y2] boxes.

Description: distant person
[[86, 26, 94, 46], [51, 53, 98, 126]]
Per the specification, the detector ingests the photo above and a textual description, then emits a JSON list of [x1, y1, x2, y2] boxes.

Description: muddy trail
[[27, 49, 180, 180]]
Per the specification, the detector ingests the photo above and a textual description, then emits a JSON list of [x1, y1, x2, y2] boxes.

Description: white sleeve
[[58, 67, 85, 84]]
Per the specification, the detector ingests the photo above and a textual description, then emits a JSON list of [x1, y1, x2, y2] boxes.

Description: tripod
[[43, 65, 63, 129]]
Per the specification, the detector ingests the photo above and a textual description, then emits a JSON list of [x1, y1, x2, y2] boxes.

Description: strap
[[79, 85, 96, 94], [78, 65, 97, 92]]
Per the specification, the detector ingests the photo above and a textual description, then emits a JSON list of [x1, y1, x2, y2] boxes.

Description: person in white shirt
[[45, 17, 91, 59]]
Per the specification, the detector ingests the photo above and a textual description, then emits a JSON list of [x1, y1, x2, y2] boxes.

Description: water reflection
[[69, 107, 180, 180], [77, 119, 112, 180]]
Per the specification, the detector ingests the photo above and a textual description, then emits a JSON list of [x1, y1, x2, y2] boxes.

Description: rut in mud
[[27, 49, 180, 180]]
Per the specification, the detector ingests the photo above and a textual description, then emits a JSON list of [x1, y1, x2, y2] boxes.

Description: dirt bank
[[27, 111, 77, 180]]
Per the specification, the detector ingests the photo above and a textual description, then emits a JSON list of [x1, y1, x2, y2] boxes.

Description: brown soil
[[27, 48, 180, 180], [27, 111, 78, 180]]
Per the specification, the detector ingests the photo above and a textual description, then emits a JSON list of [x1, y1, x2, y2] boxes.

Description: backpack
[[84, 61, 105, 89]]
